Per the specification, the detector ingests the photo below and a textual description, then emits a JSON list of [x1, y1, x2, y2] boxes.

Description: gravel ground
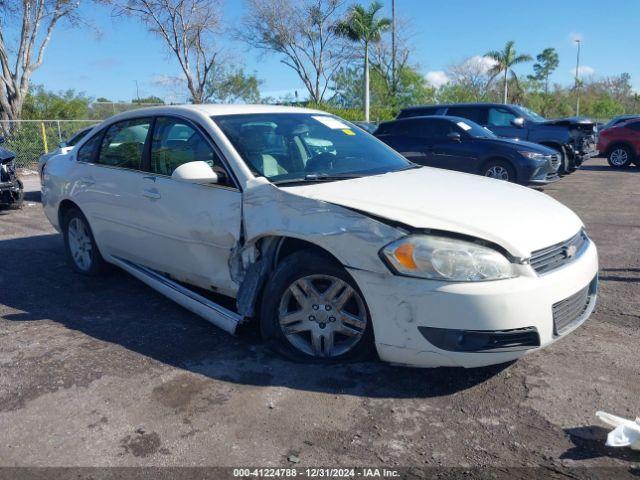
[[0, 159, 638, 477]]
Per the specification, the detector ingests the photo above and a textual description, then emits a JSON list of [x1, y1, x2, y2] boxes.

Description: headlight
[[381, 235, 516, 282], [519, 151, 547, 161]]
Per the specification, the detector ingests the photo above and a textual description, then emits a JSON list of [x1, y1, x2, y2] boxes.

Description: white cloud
[[425, 71, 450, 88], [464, 55, 499, 74], [573, 65, 595, 77]]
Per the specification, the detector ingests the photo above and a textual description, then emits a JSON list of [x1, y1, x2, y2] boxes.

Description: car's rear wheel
[[260, 250, 374, 363], [607, 146, 634, 168], [63, 208, 107, 276], [482, 160, 516, 183]]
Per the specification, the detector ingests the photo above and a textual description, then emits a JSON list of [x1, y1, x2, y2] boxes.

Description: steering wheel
[[305, 152, 336, 173]]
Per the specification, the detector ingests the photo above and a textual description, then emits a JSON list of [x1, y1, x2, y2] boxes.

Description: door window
[[76, 132, 103, 163], [97, 118, 151, 169], [150, 117, 230, 184], [446, 107, 487, 124], [487, 108, 519, 127]]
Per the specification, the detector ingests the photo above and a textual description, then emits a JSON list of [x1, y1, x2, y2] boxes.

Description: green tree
[[530, 48, 559, 94], [22, 85, 91, 120], [334, 1, 391, 122], [132, 96, 165, 104], [205, 67, 262, 103], [486, 41, 532, 104]]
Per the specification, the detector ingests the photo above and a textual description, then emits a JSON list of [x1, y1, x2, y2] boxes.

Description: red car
[[597, 119, 640, 168]]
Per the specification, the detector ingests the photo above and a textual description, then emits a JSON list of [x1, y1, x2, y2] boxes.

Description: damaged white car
[[42, 105, 599, 368]]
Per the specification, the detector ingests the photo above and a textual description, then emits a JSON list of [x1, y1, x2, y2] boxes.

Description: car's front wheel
[[260, 250, 374, 363], [482, 160, 516, 183], [62, 207, 107, 276], [607, 146, 634, 168]]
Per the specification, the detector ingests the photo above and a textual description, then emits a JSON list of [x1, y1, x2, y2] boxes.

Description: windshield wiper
[[274, 173, 364, 185]]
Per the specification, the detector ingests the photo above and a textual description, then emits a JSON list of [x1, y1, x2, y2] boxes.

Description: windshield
[[454, 119, 497, 139], [512, 105, 546, 122], [213, 113, 412, 183]]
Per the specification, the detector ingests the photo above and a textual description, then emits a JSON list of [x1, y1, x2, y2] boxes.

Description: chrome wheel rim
[[485, 165, 509, 180], [278, 274, 367, 358], [68, 217, 93, 271], [610, 149, 628, 166]]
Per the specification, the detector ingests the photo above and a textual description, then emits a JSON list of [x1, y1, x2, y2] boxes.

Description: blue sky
[[25, 0, 640, 103]]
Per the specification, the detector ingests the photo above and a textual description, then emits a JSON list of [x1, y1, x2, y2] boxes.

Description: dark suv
[[398, 103, 598, 174], [375, 116, 560, 185]]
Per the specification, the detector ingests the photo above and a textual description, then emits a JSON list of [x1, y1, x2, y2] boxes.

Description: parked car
[[374, 116, 560, 185], [398, 103, 598, 174], [597, 118, 640, 168], [0, 137, 23, 209], [353, 121, 378, 134], [38, 125, 94, 182], [42, 105, 598, 368], [599, 114, 640, 132]]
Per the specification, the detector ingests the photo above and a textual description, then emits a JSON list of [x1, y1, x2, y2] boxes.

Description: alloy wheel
[[278, 274, 367, 358], [610, 148, 629, 166], [485, 165, 510, 181], [67, 217, 93, 271]]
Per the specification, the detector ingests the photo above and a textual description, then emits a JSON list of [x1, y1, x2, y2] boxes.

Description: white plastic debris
[[596, 411, 640, 450]]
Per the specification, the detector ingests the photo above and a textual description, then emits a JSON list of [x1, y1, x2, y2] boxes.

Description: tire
[[607, 145, 634, 168], [558, 146, 573, 174], [62, 207, 108, 276], [7, 180, 24, 210], [481, 159, 516, 183], [260, 249, 375, 363]]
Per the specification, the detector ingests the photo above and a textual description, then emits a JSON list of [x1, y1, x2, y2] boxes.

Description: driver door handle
[[142, 188, 161, 200]]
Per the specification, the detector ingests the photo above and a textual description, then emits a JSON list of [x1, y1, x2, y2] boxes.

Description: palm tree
[[334, 2, 391, 122], [486, 41, 532, 104]]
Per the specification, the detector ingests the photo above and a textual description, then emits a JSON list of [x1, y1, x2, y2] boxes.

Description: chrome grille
[[552, 277, 597, 336], [530, 230, 588, 275]]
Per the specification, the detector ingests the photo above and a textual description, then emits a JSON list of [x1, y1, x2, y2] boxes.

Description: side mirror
[[171, 161, 218, 184], [58, 141, 67, 148], [511, 117, 525, 128], [447, 132, 462, 143]]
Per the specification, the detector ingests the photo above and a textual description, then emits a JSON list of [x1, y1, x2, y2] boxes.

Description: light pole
[[391, 0, 396, 96], [574, 39, 581, 116]]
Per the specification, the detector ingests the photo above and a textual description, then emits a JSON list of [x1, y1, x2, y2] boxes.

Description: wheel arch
[[58, 199, 83, 228], [605, 141, 636, 158], [479, 156, 518, 180]]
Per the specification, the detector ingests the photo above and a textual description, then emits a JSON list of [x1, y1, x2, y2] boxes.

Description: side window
[[97, 118, 151, 169], [626, 121, 640, 131], [76, 132, 103, 163], [446, 107, 487, 124], [487, 108, 518, 127], [150, 117, 229, 184]]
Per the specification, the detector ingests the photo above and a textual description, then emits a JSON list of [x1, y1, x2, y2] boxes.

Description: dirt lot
[[0, 158, 639, 476]]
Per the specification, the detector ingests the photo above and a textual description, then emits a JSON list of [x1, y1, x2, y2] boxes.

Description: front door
[[134, 116, 242, 296]]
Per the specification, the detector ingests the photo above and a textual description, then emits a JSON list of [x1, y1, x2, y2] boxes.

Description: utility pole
[[391, 0, 396, 96], [574, 39, 581, 116], [135, 80, 141, 103]]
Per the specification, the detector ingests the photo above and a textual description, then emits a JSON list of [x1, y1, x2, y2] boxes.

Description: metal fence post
[[40, 122, 48, 153], [56, 120, 62, 142]]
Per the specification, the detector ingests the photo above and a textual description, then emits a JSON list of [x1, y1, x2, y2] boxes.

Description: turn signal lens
[[394, 242, 417, 269]]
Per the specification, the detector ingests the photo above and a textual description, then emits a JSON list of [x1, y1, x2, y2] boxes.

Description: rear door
[[134, 116, 242, 295], [72, 117, 153, 263], [375, 120, 431, 165]]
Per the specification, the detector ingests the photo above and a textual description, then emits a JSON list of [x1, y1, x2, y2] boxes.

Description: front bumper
[[348, 239, 598, 368], [524, 154, 561, 185]]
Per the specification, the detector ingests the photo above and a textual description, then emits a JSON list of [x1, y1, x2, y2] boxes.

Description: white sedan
[[41, 105, 598, 368]]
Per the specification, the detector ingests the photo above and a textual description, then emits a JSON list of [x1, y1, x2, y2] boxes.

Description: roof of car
[[401, 103, 513, 111], [105, 104, 328, 120]]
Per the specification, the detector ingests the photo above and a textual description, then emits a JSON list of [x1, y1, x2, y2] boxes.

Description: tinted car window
[[97, 118, 151, 169], [150, 117, 223, 178], [488, 107, 518, 127], [626, 121, 640, 131], [66, 127, 92, 147], [446, 107, 487, 124], [76, 132, 103, 163]]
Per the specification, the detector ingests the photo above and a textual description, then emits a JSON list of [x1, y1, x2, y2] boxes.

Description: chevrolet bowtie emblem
[[564, 244, 578, 258]]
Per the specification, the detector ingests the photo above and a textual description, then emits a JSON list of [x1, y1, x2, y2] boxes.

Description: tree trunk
[[503, 69, 508, 104], [364, 43, 370, 122]]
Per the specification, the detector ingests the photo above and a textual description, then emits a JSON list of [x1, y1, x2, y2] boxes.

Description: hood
[[480, 137, 557, 154], [538, 116, 595, 128], [282, 167, 583, 258]]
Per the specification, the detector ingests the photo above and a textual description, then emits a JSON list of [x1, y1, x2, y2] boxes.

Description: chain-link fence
[[0, 120, 101, 170]]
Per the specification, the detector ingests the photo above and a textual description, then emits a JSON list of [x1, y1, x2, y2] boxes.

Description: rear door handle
[[142, 189, 161, 200]]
